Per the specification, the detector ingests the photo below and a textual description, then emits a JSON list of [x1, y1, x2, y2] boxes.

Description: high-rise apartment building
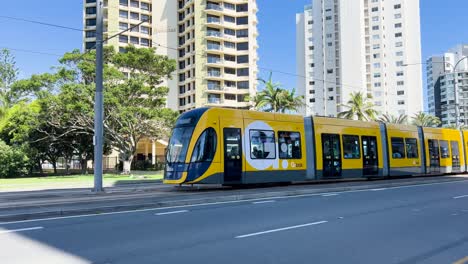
[[83, 0, 258, 113], [296, 5, 313, 116], [297, 0, 423, 118], [427, 44, 468, 126]]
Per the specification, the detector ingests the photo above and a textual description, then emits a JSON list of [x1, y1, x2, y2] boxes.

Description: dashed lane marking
[[236, 221, 328, 239], [0, 226, 43, 235], [155, 210, 189, 216], [252, 200, 276, 204]]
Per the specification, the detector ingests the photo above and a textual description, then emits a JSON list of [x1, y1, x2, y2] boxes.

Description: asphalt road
[[1, 179, 468, 264]]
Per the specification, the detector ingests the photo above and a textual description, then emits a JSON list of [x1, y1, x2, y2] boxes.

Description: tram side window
[[342, 135, 360, 159], [405, 138, 418, 159], [439, 140, 450, 158], [250, 130, 276, 159], [451, 141, 460, 157], [190, 128, 217, 163], [391, 137, 405, 159], [278, 131, 301, 159]]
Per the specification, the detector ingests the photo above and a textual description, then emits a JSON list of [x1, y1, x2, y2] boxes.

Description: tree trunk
[[65, 158, 71, 175], [37, 159, 44, 176], [80, 159, 88, 175], [122, 155, 134, 175], [52, 162, 57, 175]]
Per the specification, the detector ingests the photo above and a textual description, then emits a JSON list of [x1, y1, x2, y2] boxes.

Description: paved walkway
[[1, 175, 468, 222]]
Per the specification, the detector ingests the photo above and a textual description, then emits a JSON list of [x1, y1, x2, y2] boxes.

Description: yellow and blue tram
[[164, 108, 466, 185]]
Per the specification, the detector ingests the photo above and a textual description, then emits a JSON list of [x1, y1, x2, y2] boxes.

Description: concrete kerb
[[0, 176, 466, 223]]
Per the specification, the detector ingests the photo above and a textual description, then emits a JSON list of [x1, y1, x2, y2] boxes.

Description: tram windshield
[[166, 127, 194, 164]]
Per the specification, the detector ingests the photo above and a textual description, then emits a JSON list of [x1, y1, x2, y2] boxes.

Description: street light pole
[[451, 56, 468, 126], [93, 0, 104, 193]]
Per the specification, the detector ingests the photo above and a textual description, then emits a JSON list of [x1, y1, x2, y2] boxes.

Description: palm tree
[[277, 88, 304, 113], [338, 92, 378, 121], [253, 72, 304, 113], [252, 73, 282, 112], [379, 113, 408, 124], [411, 112, 441, 127]]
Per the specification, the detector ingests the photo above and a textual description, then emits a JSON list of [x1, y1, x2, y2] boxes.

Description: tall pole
[[94, 0, 104, 192], [454, 69, 459, 126], [452, 56, 468, 126]]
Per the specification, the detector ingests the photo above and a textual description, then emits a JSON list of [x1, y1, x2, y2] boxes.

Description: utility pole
[[451, 56, 468, 126], [93, 0, 104, 192], [454, 69, 460, 126]]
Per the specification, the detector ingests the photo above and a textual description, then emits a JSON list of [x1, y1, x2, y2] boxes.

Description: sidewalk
[[1, 175, 467, 222]]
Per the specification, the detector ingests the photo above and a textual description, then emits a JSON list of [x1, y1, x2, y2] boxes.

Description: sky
[[1, 0, 468, 101]]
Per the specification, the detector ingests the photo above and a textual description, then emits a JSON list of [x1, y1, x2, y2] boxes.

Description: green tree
[[0, 49, 19, 120], [378, 113, 408, 124], [20, 46, 178, 174], [411, 112, 441, 127], [253, 73, 304, 113], [0, 101, 61, 175], [338, 92, 378, 121], [0, 140, 29, 178]]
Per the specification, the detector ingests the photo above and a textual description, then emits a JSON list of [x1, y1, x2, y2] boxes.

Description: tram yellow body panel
[[423, 127, 463, 172], [313, 117, 383, 175], [386, 124, 421, 171]]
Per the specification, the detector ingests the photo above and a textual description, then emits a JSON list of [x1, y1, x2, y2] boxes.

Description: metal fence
[[41, 157, 119, 172], [40, 156, 165, 173]]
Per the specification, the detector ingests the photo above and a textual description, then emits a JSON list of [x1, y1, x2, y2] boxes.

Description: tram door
[[322, 134, 342, 178], [362, 136, 379, 176], [451, 141, 461, 171], [223, 128, 243, 183], [428, 139, 440, 173]]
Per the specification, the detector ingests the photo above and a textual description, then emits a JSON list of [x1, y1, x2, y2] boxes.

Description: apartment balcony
[[85, 24, 97, 30], [84, 0, 97, 7], [207, 97, 221, 104], [206, 58, 223, 66], [179, 102, 195, 111], [222, 60, 237, 68], [178, 0, 194, 9], [207, 84, 222, 91], [205, 97, 250, 108], [178, 11, 195, 25], [223, 72, 238, 79], [206, 30, 222, 39], [207, 71, 222, 79], [223, 99, 239, 107], [224, 87, 248, 94], [205, 3, 223, 14], [207, 43, 223, 51], [206, 17, 222, 26]]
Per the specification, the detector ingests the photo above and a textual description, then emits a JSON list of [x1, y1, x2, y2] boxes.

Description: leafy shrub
[[0, 140, 29, 178]]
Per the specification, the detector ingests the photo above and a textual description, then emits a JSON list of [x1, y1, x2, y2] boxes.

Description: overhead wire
[[0, 15, 83, 32], [0, 11, 420, 101], [0, 47, 64, 57]]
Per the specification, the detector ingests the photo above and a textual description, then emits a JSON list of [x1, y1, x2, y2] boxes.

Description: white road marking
[[322, 193, 338, 197], [252, 200, 275, 204], [454, 194, 468, 199], [1, 179, 468, 225], [370, 188, 387, 191], [155, 210, 188, 216], [0, 226, 43, 235], [236, 221, 328, 239]]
